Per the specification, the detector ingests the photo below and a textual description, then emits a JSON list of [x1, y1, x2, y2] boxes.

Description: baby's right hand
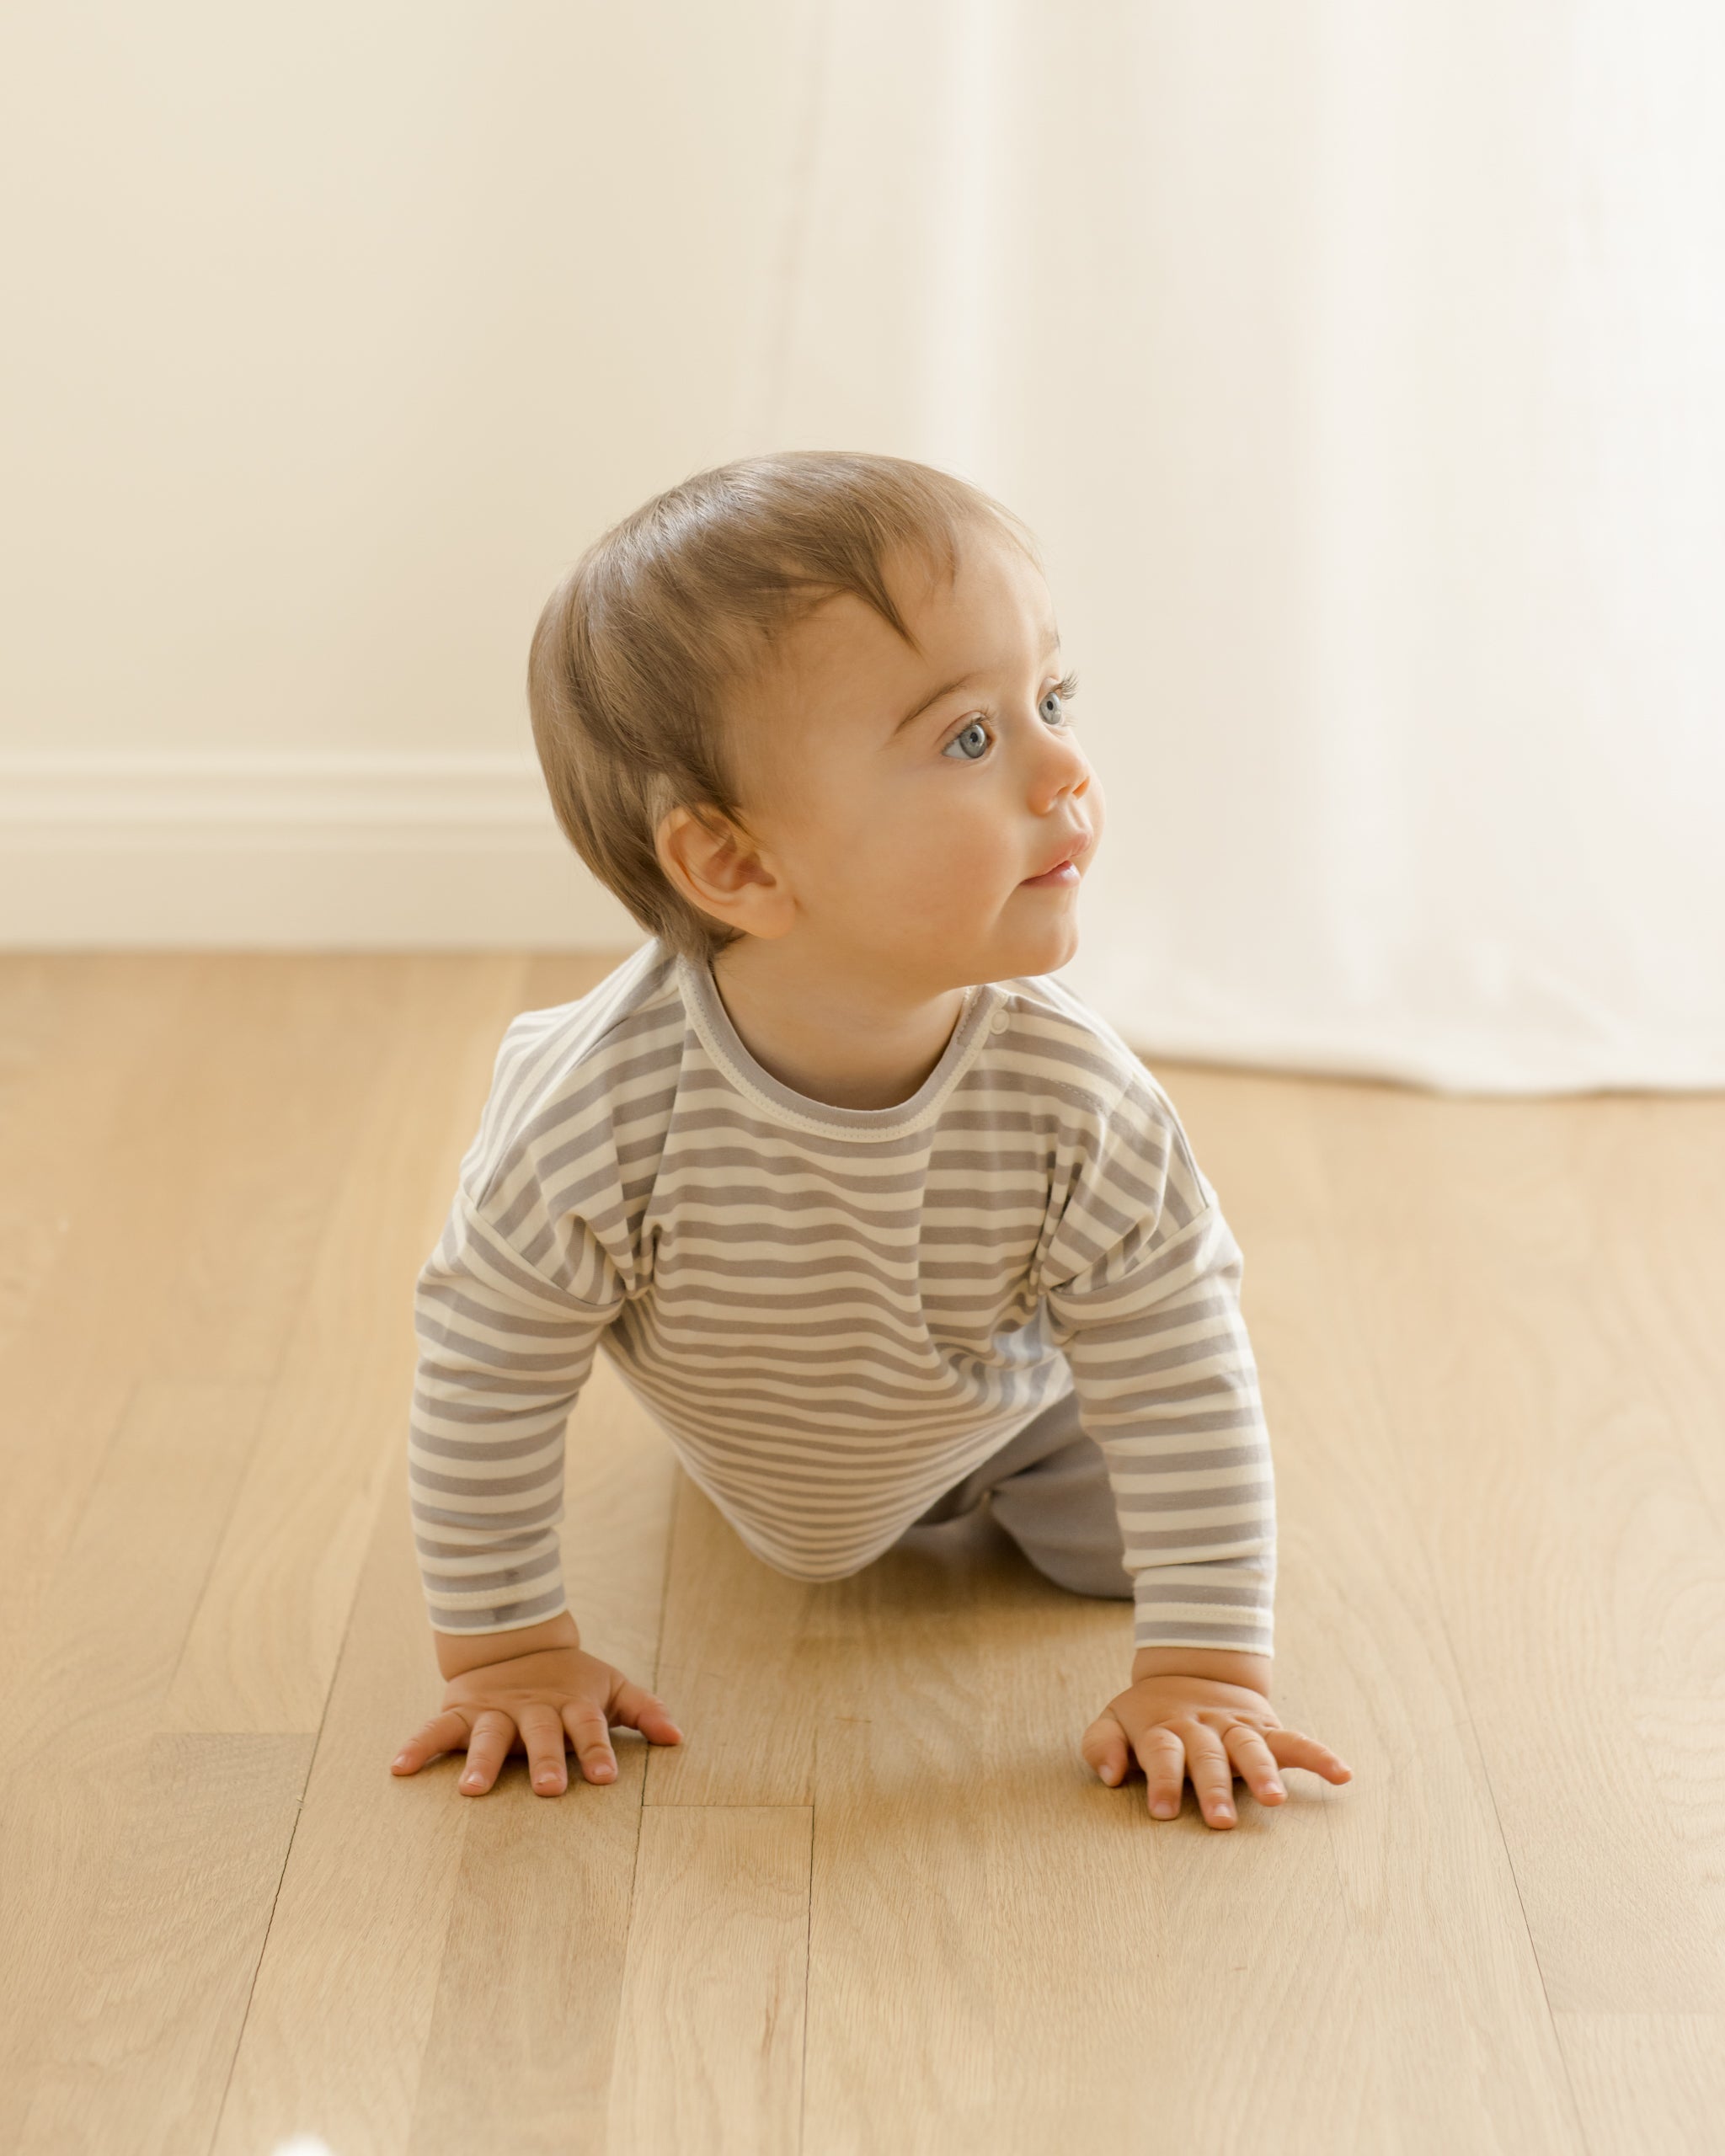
[[391, 1641, 682, 1797]]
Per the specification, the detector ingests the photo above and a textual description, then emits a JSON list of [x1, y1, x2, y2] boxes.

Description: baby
[[390, 451, 1352, 1829]]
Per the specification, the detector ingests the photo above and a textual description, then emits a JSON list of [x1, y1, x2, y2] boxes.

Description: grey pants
[[900, 1385, 1134, 1600]]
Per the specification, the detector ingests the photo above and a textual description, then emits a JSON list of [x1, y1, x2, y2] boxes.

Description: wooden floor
[[3, 952, 1723, 2155]]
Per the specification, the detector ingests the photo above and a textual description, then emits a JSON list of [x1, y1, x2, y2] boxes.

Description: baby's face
[[734, 526, 1103, 992]]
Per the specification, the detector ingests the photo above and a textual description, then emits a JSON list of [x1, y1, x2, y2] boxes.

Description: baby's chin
[[977, 905, 1083, 981], [854, 884, 1081, 985]]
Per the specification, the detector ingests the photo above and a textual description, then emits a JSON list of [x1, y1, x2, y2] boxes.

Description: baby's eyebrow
[[888, 627, 1061, 738], [891, 673, 981, 737]]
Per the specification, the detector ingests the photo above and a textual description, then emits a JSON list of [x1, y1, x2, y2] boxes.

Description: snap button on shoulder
[[991, 1009, 1011, 1034]]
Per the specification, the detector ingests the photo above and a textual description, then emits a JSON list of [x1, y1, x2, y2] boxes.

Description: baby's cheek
[[918, 831, 1010, 915], [836, 787, 1017, 938], [868, 803, 989, 892]]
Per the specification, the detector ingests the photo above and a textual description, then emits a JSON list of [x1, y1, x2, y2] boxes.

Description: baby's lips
[[1023, 823, 1095, 881]]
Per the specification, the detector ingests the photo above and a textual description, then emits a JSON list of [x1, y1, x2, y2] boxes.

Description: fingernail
[[462, 1774, 481, 1790], [1152, 1799, 1176, 1817], [392, 1753, 410, 1769], [1267, 1781, 1284, 1796]]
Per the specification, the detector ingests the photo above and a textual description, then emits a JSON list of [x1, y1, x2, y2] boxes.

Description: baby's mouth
[[1020, 830, 1092, 888]]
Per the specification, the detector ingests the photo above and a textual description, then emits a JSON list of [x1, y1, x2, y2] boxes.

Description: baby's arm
[[396, 1128, 676, 1795], [391, 1609, 681, 1796], [1044, 1102, 1353, 1828]]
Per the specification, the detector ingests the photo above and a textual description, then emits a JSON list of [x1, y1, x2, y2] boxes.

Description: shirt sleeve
[[407, 1054, 635, 1635], [1039, 1081, 1277, 1659]]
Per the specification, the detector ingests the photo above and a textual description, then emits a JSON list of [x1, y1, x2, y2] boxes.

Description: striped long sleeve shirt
[[408, 940, 1277, 1655]]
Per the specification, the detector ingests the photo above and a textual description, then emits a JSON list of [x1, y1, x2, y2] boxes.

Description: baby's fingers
[[391, 1709, 471, 1776], [459, 1708, 518, 1795], [1080, 1710, 1132, 1788], [1265, 1726, 1354, 1785], [1223, 1723, 1286, 1807], [1135, 1726, 1189, 1819], [608, 1679, 683, 1748], [563, 1703, 619, 1785]]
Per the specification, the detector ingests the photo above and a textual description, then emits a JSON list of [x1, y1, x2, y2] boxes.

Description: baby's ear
[[655, 803, 788, 932]]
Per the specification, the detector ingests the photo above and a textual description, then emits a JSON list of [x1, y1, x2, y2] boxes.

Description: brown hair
[[526, 449, 1035, 963]]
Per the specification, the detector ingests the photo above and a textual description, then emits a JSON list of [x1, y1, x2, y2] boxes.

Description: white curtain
[[744, 1, 1725, 1094]]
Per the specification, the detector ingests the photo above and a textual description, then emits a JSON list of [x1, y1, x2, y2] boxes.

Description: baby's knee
[[1021, 1545, 1135, 1602]]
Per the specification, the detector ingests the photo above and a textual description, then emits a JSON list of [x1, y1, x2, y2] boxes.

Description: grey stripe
[[1135, 1580, 1274, 1608], [415, 1528, 551, 1559], [432, 1584, 569, 1632]]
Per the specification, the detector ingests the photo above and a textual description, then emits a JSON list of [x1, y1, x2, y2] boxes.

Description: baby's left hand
[[1081, 1672, 1353, 1829]]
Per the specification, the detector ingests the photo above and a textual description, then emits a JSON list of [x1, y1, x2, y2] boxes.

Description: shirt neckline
[[675, 953, 1005, 1139]]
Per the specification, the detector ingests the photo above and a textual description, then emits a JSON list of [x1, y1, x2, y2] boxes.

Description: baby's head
[[528, 451, 1101, 997]]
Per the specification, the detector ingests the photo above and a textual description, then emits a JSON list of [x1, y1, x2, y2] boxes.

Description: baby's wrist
[[1130, 1644, 1271, 1696], [434, 1607, 580, 1680]]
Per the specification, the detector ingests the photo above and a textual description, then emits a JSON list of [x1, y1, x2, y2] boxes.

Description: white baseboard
[[0, 752, 644, 948]]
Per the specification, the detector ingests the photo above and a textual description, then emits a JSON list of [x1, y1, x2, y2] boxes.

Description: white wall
[[1, 1, 809, 944]]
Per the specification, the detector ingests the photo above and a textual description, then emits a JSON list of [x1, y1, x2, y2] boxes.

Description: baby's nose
[[1033, 737, 1092, 812]]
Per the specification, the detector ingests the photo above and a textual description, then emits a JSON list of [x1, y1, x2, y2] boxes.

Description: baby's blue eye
[[943, 719, 991, 761], [1039, 688, 1068, 726]]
